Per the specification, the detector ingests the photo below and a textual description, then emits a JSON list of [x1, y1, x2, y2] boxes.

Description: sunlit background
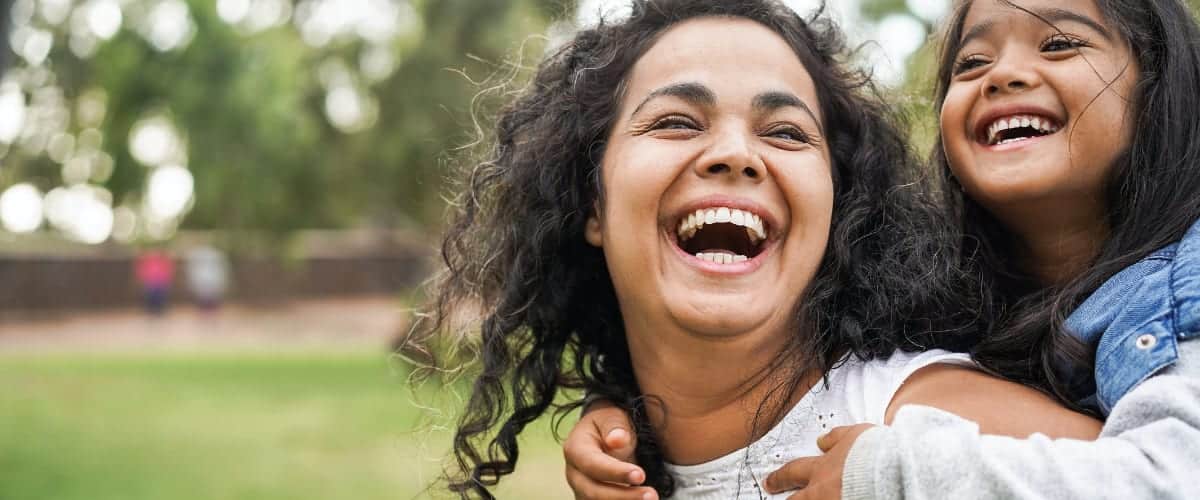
[[2, 1, 1197, 499], [0, 0, 956, 251]]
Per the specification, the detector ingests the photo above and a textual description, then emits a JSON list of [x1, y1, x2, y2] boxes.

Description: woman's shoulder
[[827, 349, 975, 424]]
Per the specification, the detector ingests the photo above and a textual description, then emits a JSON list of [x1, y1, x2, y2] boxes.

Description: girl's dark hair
[[932, 0, 1200, 404], [405, 0, 975, 497]]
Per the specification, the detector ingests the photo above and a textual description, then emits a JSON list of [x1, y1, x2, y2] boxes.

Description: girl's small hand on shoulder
[[564, 401, 658, 500], [763, 424, 876, 500]]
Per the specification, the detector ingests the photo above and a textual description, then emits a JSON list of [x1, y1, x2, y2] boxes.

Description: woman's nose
[[695, 131, 763, 181]]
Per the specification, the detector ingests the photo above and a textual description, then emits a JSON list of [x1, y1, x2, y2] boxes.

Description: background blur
[[3, 1, 1199, 499]]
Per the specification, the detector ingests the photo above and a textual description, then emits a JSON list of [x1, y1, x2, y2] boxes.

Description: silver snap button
[[1135, 334, 1157, 350]]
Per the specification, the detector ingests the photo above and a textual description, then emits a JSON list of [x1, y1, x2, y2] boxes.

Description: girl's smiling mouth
[[972, 107, 1065, 151]]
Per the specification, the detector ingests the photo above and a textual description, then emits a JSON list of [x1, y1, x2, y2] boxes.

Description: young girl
[[565, 0, 1200, 499], [406, 1, 1101, 498]]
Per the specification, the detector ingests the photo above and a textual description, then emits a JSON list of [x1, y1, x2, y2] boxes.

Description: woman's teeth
[[696, 252, 749, 264], [985, 114, 1060, 146], [676, 207, 766, 243]]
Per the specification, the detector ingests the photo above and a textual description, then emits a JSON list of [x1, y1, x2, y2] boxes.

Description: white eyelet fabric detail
[[663, 349, 976, 499]]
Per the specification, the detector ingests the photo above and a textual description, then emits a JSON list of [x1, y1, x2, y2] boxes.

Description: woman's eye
[[1042, 35, 1087, 52], [764, 126, 809, 143], [651, 116, 699, 131], [953, 55, 988, 75]]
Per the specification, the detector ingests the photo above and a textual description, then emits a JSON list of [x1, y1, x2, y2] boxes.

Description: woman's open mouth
[[672, 206, 769, 265]]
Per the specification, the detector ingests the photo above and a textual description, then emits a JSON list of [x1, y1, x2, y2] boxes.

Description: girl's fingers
[[816, 423, 874, 452], [588, 405, 638, 461], [602, 427, 636, 461], [564, 434, 647, 485], [566, 466, 658, 500], [764, 457, 817, 493]]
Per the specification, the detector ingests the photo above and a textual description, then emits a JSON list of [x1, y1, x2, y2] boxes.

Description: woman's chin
[[666, 300, 782, 339]]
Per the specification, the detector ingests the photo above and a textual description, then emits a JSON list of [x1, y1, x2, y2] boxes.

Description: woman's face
[[586, 17, 833, 340], [940, 0, 1138, 215]]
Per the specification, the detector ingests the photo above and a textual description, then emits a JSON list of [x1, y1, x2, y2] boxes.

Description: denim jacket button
[[1135, 334, 1158, 350]]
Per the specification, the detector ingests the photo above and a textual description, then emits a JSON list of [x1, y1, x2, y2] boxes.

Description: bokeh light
[[146, 164, 194, 221], [0, 83, 26, 144], [217, 0, 251, 25], [84, 0, 123, 40], [873, 13, 928, 85], [907, 0, 951, 23], [129, 115, 183, 167], [43, 184, 114, 243], [0, 183, 45, 233], [140, 0, 196, 52]]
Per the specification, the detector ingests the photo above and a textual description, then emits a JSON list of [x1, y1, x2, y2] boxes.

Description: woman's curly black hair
[[403, 0, 979, 497], [931, 0, 1200, 409]]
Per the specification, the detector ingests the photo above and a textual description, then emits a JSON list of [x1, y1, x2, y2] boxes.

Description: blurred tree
[[0, 0, 567, 250]]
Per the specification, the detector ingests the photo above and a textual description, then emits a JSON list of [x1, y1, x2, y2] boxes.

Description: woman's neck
[[625, 324, 819, 465]]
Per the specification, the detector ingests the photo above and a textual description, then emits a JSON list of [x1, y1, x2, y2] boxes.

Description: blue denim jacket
[[1066, 217, 1200, 415]]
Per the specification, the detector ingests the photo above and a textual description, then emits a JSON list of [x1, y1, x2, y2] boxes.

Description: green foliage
[[1, 0, 563, 245]]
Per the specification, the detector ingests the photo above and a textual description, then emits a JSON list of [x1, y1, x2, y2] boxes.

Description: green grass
[[0, 351, 572, 500]]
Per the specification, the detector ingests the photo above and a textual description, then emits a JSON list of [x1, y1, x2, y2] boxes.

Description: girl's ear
[[585, 213, 603, 247]]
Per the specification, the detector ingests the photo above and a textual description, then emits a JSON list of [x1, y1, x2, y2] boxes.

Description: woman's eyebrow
[[753, 91, 822, 132], [630, 82, 715, 117]]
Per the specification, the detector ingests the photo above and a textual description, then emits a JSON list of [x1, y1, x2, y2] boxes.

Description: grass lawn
[[0, 350, 572, 500]]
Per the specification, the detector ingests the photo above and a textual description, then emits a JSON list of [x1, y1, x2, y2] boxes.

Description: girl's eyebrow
[[1037, 7, 1115, 41], [958, 7, 1114, 49]]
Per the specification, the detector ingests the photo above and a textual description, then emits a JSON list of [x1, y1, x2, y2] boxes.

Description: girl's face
[[940, 0, 1138, 213], [585, 17, 834, 341]]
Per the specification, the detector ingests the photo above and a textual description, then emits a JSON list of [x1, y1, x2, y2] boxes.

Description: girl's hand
[[763, 424, 875, 500], [564, 400, 658, 500]]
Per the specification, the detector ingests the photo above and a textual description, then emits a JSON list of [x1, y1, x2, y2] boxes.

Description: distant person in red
[[135, 250, 175, 316]]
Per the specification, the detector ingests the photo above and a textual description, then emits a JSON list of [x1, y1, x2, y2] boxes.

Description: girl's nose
[[982, 57, 1041, 97]]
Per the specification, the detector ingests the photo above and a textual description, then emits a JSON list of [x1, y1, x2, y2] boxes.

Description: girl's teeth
[[986, 115, 1061, 145]]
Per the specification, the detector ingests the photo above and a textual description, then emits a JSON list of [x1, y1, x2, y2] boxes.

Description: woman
[[405, 1, 1098, 498]]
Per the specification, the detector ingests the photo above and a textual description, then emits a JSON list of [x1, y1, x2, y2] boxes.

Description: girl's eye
[[764, 125, 810, 144], [1041, 34, 1088, 52], [953, 54, 989, 75]]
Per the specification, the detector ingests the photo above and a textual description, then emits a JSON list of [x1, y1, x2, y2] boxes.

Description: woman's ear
[[585, 213, 603, 247]]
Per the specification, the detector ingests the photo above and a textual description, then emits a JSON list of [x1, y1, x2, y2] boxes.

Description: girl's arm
[[767, 339, 1200, 500], [883, 363, 1101, 439]]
